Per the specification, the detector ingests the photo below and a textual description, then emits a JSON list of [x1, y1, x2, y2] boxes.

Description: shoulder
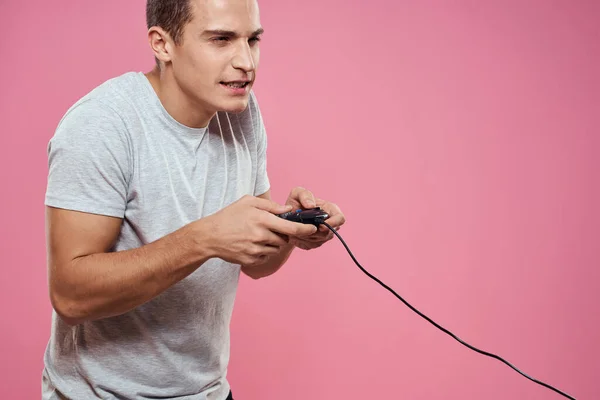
[[48, 96, 133, 177], [51, 98, 129, 154], [51, 72, 144, 147], [56, 72, 145, 130]]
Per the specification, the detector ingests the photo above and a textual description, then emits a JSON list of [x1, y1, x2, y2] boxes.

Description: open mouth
[[221, 81, 250, 89]]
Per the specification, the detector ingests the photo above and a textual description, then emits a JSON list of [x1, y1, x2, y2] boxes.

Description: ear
[[148, 26, 174, 64]]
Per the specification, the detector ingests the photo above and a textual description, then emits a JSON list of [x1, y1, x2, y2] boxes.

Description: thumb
[[253, 197, 293, 214]]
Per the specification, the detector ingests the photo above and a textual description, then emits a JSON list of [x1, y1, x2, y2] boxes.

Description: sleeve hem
[[253, 182, 271, 197], [45, 196, 125, 218]]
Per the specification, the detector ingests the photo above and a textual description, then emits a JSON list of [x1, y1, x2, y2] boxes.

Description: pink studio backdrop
[[0, 0, 598, 398]]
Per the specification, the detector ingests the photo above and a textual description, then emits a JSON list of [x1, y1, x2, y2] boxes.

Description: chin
[[219, 97, 250, 114], [213, 82, 253, 113]]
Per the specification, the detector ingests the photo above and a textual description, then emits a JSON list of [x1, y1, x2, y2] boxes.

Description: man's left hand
[[284, 187, 345, 250]]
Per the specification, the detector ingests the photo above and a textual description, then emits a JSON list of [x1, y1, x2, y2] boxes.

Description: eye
[[212, 36, 230, 43], [249, 36, 261, 45]]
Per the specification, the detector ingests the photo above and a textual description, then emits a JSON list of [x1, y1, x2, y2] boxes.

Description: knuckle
[[277, 234, 289, 244], [254, 198, 267, 208], [267, 246, 279, 255], [255, 211, 266, 222], [293, 186, 308, 198], [259, 231, 271, 243], [252, 225, 265, 238], [249, 246, 262, 256]]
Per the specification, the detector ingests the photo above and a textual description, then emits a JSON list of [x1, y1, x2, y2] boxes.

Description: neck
[[145, 66, 214, 129]]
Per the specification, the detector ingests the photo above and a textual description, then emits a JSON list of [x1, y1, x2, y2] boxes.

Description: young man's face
[[171, 0, 262, 114]]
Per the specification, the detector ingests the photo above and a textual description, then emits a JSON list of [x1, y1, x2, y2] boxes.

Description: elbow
[[49, 288, 86, 326]]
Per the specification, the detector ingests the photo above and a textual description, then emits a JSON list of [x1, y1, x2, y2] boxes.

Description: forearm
[[242, 242, 296, 279], [51, 222, 212, 325]]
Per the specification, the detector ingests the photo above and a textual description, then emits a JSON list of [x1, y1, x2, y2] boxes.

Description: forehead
[[190, 0, 261, 31]]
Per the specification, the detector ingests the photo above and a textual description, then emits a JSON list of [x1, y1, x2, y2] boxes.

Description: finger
[[299, 191, 316, 209], [292, 224, 330, 240], [322, 203, 345, 228], [295, 223, 319, 237], [318, 224, 331, 233], [325, 213, 345, 229], [262, 244, 282, 256], [253, 197, 293, 214], [259, 230, 289, 247], [292, 240, 313, 250], [252, 243, 281, 258], [264, 213, 318, 237], [243, 251, 274, 267], [291, 187, 316, 209], [304, 228, 334, 242], [318, 225, 340, 235], [293, 239, 323, 250], [314, 202, 341, 231], [324, 230, 335, 241], [275, 232, 290, 243], [301, 234, 329, 243]]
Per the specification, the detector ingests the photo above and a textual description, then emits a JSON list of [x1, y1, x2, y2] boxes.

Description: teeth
[[225, 82, 246, 88]]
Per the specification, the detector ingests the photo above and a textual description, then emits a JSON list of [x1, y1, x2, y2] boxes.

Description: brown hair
[[146, 0, 194, 65]]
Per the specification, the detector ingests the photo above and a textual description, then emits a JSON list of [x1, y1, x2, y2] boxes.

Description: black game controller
[[278, 207, 329, 226]]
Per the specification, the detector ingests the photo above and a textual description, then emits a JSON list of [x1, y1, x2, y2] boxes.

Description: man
[[41, 0, 345, 398]]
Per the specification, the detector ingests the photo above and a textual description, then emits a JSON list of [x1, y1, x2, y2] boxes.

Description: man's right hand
[[200, 195, 318, 267], [46, 194, 315, 325]]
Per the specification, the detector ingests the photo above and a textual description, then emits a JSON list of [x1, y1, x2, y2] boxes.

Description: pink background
[[1, 0, 598, 398]]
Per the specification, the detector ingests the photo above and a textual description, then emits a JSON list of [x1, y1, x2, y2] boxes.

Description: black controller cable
[[320, 221, 576, 400]]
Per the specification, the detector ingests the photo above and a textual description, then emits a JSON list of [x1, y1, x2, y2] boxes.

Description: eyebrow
[[202, 28, 264, 38]]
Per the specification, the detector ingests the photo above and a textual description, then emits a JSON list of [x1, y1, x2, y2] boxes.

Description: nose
[[232, 41, 256, 72]]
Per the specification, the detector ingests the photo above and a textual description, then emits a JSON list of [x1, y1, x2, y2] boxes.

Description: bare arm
[[47, 195, 316, 325], [46, 206, 212, 326]]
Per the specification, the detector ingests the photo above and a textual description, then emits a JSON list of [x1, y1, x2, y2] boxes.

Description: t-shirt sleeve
[[251, 93, 271, 197], [45, 98, 131, 218]]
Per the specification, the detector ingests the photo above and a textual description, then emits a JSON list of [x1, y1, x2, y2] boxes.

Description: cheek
[[177, 52, 221, 87], [253, 48, 260, 69]]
